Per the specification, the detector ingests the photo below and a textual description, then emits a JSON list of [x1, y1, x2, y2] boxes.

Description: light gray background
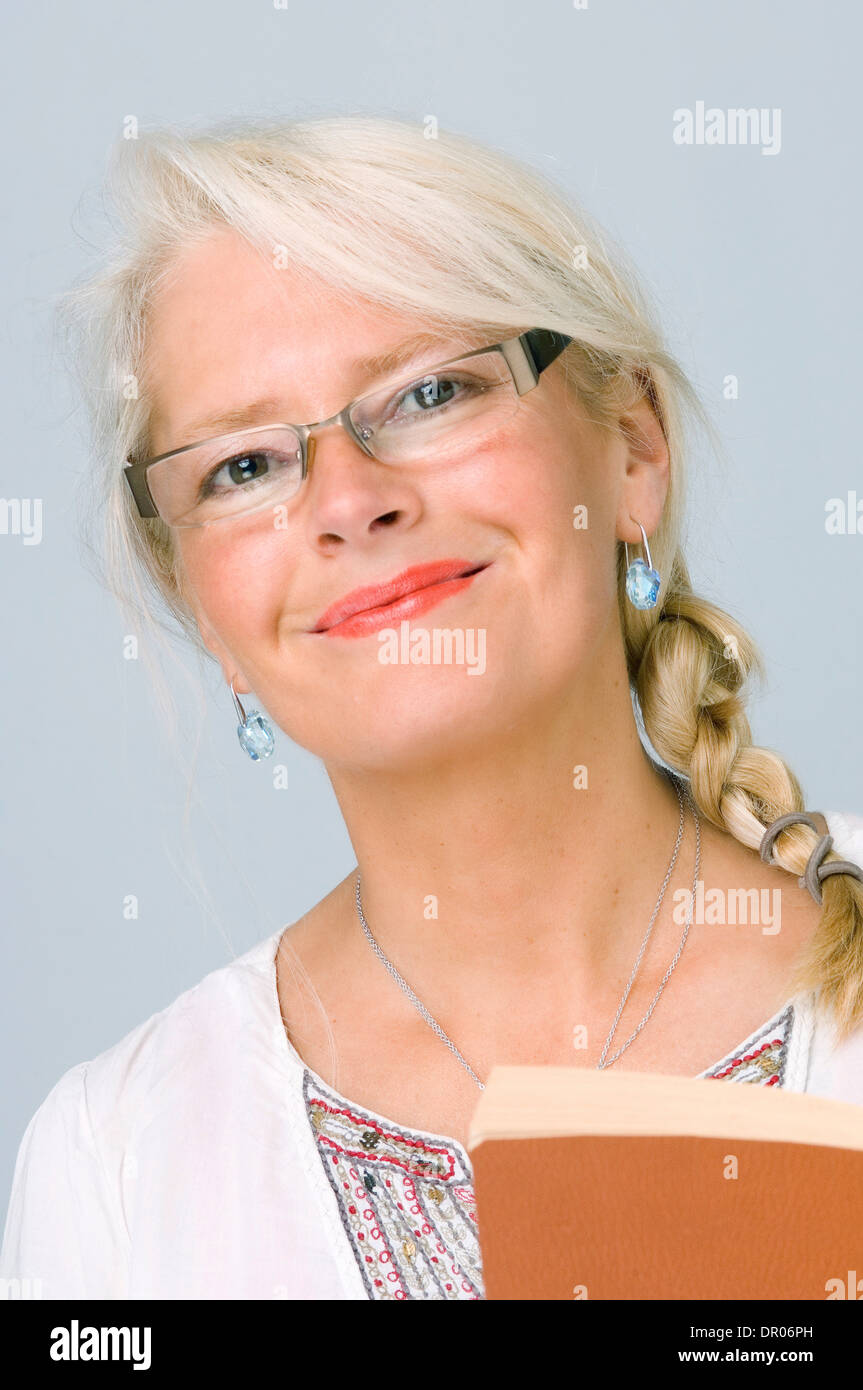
[[2, 0, 860, 1205]]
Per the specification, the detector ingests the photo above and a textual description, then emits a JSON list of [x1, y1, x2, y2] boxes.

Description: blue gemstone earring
[[624, 519, 661, 610], [230, 679, 275, 761]]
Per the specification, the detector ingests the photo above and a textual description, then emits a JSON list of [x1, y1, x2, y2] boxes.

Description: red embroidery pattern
[[308, 1097, 456, 1180], [304, 1071, 481, 1300], [702, 1006, 792, 1086]]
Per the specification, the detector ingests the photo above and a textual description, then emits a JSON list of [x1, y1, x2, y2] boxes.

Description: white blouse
[[3, 809, 863, 1301]]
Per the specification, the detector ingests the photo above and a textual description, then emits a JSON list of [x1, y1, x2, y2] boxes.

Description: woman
[[2, 114, 862, 1301]]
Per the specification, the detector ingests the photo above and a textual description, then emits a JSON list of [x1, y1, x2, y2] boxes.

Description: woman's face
[[143, 226, 663, 771]]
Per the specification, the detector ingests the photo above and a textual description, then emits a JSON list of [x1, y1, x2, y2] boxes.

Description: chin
[[297, 669, 517, 771]]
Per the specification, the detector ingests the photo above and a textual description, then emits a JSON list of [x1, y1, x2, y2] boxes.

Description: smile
[[310, 559, 490, 638]]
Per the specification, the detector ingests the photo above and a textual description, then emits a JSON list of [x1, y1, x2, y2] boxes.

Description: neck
[[326, 641, 691, 1014]]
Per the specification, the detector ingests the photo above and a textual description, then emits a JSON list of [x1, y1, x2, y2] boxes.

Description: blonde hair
[[59, 113, 863, 1040]]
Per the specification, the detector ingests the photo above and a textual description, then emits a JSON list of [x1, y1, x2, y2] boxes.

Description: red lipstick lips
[[310, 559, 489, 638]]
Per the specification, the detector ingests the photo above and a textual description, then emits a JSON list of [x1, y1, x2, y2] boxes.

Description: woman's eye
[[396, 375, 464, 415], [201, 451, 275, 495]]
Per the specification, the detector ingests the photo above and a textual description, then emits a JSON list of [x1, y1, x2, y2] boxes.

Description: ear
[[614, 392, 670, 546]]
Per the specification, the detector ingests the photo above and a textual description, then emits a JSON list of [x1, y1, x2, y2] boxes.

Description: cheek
[[509, 432, 621, 649], [476, 420, 616, 583], [467, 402, 612, 525], [177, 529, 293, 645]]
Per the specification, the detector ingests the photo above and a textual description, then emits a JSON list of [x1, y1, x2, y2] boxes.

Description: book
[[465, 1066, 863, 1300]]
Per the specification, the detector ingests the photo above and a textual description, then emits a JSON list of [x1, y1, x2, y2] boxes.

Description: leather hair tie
[[759, 811, 863, 906]]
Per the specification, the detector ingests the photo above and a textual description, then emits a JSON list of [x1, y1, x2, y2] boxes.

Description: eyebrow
[[173, 330, 481, 443]]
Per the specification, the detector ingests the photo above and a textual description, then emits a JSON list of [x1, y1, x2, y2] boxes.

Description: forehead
[[147, 226, 403, 355], [143, 228, 474, 452]]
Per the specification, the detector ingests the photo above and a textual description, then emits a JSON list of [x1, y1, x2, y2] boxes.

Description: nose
[[300, 419, 417, 547]]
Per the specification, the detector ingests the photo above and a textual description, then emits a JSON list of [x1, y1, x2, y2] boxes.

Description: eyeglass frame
[[123, 326, 573, 524]]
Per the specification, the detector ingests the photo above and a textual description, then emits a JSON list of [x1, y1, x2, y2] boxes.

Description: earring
[[624, 519, 661, 610], [230, 680, 275, 761]]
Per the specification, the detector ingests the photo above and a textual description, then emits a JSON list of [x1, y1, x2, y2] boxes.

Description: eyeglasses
[[123, 327, 572, 529]]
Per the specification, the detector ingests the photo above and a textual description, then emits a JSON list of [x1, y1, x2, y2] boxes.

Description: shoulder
[[0, 930, 288, 1294], [824, 810, 863, 864], [6, 930, 285, 1186], [805, 1000, 863, 1107]]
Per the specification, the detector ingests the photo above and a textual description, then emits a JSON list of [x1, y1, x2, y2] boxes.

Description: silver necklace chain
[[354, 874, 486, 1089], [596, 779, 701, 1068], [353, 772, 701, 1090]]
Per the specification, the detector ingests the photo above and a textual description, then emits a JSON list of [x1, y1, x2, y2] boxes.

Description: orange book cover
[[466, 1066, 863, 1300]]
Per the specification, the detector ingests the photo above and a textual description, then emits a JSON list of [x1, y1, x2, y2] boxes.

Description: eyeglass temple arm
[[521, 328, 573, 376], [501, 328, 572, 395], [124, 460, 159, 518]]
